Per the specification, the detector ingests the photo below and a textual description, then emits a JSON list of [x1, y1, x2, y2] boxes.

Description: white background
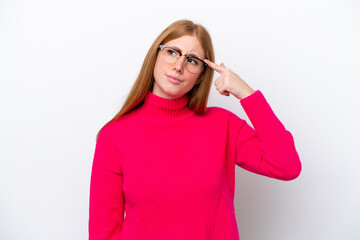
[[1, 0, 359, 239]]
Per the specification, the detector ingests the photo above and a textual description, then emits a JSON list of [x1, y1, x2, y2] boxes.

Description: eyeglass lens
[[161, 47, 204, 74]]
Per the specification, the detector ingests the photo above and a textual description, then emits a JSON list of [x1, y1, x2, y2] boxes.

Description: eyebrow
[[170, 46, 202, 60]]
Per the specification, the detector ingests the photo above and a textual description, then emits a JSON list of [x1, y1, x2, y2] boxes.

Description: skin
[[152, 35, 255, 100]]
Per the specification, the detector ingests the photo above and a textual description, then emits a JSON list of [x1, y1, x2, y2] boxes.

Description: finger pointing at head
[[204, 59, 224, 73]]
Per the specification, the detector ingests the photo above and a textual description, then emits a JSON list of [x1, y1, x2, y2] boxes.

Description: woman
[[89, 19, 301, 240]]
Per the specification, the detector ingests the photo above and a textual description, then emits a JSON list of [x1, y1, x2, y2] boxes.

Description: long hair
[[96, 19, 215, 141]]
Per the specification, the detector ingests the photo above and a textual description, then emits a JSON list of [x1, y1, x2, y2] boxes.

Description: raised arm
[[204, 58, 301, 180], [232, 90, 302, 180]]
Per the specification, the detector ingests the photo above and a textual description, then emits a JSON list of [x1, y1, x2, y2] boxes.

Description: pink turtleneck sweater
[[89, 90, 301, 240]]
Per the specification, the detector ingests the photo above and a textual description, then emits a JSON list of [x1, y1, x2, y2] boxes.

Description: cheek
[[153, 58, 163, 80], [185, 73, 200, 84]]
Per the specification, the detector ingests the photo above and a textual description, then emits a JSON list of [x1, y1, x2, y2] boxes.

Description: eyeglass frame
[[158, 45, 208, 74]]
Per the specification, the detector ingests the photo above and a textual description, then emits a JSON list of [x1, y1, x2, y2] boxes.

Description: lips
[[166, 74, 182, 82]]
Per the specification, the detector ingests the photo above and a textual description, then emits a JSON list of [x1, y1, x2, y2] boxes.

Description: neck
[[141, 90, 191, 120]]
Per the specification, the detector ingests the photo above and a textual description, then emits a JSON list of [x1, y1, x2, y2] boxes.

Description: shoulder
[[96, 109, 143, 145], [205, 106, 246, 128], [206, 106, 243, 120], [96, 122, 117, 145], [100, 109, 140, 134], [206, 106, 232, 116]]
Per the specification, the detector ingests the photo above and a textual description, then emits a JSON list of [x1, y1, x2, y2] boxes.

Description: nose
[[173, 55, 186, 73]]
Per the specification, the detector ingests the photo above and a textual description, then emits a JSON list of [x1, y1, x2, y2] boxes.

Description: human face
[[152, 35, 205, 99]]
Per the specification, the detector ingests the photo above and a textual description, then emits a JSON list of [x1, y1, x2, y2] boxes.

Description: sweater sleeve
[[233, 90, 302, 181], [89, 127, 125, 239]]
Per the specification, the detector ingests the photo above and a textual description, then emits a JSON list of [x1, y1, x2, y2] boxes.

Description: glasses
[[158, 45, 207, 74]]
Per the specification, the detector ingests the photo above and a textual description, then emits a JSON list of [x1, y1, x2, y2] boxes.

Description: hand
[[204, 59, 255, 100]]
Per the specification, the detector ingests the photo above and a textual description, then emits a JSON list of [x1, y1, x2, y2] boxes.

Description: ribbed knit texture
[[89, 90, 302, 240]]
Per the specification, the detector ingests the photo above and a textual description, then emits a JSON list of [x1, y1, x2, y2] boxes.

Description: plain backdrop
[[1, 0, 359, 239]]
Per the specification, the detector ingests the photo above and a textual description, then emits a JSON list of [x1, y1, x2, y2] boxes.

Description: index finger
[[204, 59, 224, 73]]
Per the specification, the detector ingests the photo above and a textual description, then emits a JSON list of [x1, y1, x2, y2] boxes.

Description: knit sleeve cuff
[[240, 90, 287, 138]]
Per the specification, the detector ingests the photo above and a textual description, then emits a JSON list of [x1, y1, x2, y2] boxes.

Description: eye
[[166, 49, 177, 56], [187, 57, 199, 65]]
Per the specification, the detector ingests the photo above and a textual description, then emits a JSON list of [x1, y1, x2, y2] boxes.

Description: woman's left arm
[[204, 59, 302, 181]]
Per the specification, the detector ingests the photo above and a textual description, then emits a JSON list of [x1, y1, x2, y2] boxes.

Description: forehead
[[163, 35, 205, 59]]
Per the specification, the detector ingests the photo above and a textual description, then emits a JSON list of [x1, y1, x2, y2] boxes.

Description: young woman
[[89, 19, 302, 240]]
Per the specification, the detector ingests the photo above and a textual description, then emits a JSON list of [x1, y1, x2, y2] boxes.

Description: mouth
[[166, 74, 183, 82]]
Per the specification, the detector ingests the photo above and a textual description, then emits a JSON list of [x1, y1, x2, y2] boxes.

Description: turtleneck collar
[[141, 91, 192, 120]]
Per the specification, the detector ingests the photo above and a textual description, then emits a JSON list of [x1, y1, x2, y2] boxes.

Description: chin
[[163, 87, 187, 99]]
